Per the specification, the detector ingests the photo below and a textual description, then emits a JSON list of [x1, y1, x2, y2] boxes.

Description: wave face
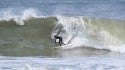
[[0, 15, 125, 56], [0, 17, 58, 56]]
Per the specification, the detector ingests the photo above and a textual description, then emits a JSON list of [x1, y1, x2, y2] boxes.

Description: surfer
[[54, 29, 65, 46]]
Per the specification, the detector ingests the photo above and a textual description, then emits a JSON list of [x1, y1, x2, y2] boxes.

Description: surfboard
[[54, 44, 68, 49], [54, 43, 74, 49]]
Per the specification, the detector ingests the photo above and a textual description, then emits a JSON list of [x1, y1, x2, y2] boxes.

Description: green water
[[0, 17, 125, 56]]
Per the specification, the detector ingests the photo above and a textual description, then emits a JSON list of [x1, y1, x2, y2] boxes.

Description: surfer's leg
[[58, 37, 63, 46], [62, 42, 65, 45], [59, 41, 62, 46], [61, 40, 65, 45], [60, 38, 65, 45]]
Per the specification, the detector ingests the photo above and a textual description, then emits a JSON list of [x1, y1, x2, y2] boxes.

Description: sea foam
[[54, 16, 125, 53]]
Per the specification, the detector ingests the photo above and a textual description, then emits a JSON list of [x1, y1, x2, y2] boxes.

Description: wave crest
[[0, 8, 40, 25]]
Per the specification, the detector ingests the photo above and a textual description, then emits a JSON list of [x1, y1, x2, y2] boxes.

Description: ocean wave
[[0, 13, 125, 54]]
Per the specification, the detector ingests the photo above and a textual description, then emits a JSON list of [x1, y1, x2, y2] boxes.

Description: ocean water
[[0, 0, 125, 70]]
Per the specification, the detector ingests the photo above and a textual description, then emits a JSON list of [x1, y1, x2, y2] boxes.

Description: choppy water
[[1, 56, 125, 70], [0, 0, 125, 70]]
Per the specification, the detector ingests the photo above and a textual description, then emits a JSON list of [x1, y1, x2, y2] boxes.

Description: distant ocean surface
[[0, 0, 125, 70], [0, 0, 125, 19]]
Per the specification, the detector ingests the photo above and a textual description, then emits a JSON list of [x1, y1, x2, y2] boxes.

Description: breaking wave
[[0, 8, 125, 54], [51, 16, 125, 53]]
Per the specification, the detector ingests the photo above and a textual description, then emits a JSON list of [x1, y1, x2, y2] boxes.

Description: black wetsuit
[[54, 35, 64, 46]]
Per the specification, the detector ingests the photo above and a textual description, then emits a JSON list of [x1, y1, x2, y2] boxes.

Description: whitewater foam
[[53, 16, 125, 53], [1, 56, 125, 70]]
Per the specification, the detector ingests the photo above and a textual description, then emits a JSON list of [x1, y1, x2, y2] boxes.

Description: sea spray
[[53, 16, 125, 53], [0, 8, 40, 25]]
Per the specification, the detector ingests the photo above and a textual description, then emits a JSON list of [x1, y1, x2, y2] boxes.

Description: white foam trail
[[0, 8, 40, 25], [56, 16, 125, 53]]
